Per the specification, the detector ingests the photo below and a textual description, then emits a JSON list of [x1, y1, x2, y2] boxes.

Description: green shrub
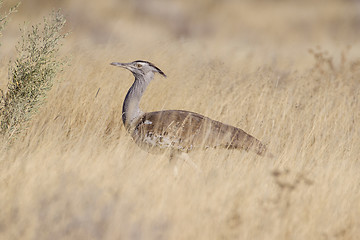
[[0, 10, 68, 140]]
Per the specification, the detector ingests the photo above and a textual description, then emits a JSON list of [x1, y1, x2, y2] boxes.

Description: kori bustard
[[111, 60, 271, 157]]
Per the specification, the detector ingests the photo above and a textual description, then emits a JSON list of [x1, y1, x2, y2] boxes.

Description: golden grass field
[[0, 0, 359, 239]]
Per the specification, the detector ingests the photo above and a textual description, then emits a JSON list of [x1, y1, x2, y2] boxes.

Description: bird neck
[[122, 72, 153, 129]]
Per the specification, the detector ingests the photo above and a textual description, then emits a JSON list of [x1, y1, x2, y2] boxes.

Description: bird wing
[[131, 110, 268, 155]]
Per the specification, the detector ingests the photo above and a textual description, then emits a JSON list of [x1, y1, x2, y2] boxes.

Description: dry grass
[[0, 0, 359, 239]]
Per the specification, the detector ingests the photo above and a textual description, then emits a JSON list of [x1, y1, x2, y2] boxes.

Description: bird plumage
[[132, 110, 268, 156], [111, 60, 271, 157]]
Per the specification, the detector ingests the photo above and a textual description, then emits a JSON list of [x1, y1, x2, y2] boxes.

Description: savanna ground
[[0, 0, 359, 239]]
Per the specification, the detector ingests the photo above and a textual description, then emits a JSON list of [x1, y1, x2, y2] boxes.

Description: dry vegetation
[[0, 0, 359, 239]]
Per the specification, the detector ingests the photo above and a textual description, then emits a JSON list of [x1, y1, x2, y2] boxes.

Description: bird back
[[130, 110, 269, 156]]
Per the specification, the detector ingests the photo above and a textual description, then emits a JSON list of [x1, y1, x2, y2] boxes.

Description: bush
[[0, 10, 68, 140]]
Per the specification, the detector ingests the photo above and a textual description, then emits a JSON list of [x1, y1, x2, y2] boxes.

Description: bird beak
[[110, 62, 128, 68]]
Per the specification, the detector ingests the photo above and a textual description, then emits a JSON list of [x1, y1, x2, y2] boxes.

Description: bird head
[[111, 60, 166, 78]]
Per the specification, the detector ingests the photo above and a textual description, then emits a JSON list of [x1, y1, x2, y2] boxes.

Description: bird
[[111, 60, 272, 159]]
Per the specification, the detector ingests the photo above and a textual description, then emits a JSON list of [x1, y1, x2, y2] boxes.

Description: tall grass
[[0, 1, 359, 240]]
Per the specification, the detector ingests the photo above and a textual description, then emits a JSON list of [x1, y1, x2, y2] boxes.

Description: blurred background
[[1, 0, 360, 66]]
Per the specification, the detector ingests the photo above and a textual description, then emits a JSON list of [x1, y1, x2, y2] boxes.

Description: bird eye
[[136, 63, 142, 68]]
